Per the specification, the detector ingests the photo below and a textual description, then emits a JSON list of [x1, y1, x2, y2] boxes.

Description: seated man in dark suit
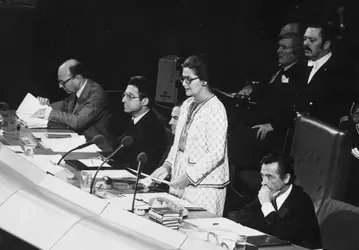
[[33, 59, 112, 151], [115, 76, 167, 174], [231, 153, 321, 249]]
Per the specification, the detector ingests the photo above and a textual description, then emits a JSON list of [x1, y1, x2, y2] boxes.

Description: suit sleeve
[[50, 99, 67, 111], [186, 103, 228, 185], [48, 89, 106, 131]]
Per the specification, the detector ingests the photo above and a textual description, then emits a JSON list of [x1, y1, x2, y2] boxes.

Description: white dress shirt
[[307, 52, 332, 84], [261, 184, 293, 217], [132, 109, 149, 125]]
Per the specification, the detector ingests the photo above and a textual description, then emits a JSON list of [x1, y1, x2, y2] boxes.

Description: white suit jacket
[[165, 95, 230, 187]]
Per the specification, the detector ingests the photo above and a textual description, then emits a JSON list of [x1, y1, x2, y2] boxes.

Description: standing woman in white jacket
[[151, 55, 230, 216]]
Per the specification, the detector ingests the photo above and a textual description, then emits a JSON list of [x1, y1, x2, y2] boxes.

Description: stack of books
[[148, 207, 182, 230]]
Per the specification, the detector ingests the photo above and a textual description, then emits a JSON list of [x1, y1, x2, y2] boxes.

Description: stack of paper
[[41, 135, 101, 152], [16, 93, 48, 128]]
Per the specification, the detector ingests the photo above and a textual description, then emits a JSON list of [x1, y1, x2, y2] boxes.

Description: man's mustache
[[304, 46, 311, 52]]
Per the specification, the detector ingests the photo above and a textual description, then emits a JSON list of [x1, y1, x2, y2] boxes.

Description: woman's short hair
[[182, 54, 209, 82]]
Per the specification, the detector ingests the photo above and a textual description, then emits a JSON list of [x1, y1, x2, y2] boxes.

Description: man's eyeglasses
[[180, 76, 199, 85], [122, 92, 141, 101], [57, 76, 74, 87]]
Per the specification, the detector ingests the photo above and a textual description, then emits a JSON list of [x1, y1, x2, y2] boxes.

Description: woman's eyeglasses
[[180, 76, 199, 85]]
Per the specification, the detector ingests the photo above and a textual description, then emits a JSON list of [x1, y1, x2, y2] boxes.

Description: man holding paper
[[32, 59, 112, 151]]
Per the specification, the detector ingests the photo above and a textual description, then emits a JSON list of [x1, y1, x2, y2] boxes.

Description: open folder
[[16, 93, 48, 128]]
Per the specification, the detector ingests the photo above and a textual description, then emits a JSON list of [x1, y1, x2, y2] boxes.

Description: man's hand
[[31, 108, 46, 118], [37, 97, 50, 106], [258, 186, 272, 205], [252, 123, 274, 140], [170, 174, 190, 189], [238, 85, 253, 96]]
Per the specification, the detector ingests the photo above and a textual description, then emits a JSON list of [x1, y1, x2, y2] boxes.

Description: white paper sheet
[[16, 93, 46, 115], [16, 93, 49, 128], [78, 158, 111, 167], [184, 217, 264, 237], [32, 132, 79, 139], [41, 136, 101, 152], [6, 145, 24, 153], [17, 154, 68, 181], [82, 169, 136, 179], [121, 192, 204, 210]]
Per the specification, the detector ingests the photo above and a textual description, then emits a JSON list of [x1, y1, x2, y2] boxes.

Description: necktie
[[270, 68, 284, 84], [272, 198, 278, 211], [129, 119, 135, 128]]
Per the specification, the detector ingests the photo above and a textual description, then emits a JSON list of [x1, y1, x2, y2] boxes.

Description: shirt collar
[[276, 184, 293, 210], [76, 79, 88, 98], [133, 109, 150, 124], [307, 52, 332, 69]]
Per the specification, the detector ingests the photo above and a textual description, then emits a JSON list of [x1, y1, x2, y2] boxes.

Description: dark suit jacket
[[49, 79, 112, 152], [114, 110, 167, 175], [249, 60, 307, 131], [297, 55, 357, 127], [233, 185, 321, 249], [229, 61, 307, 169]]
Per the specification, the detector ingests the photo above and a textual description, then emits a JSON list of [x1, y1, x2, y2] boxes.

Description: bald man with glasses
[[114, 76, 167, 174], [33, 59, 112, 151]]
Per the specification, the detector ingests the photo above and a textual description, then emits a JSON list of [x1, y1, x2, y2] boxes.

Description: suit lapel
[[73, 80, 92, 114]]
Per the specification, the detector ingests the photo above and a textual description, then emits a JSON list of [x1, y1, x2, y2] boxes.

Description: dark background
[[0, 0, 358, 108]]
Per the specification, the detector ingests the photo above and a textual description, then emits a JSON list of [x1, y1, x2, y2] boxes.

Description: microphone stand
[[131, 160, 143, 213], [89, 144, 125, 194]]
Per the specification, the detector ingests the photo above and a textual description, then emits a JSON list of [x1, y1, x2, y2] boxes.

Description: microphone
[[57, 134, 105, 165], [89, 136, 133, 194], [131, 152, 147, 213], [337, 6, 345, 31]]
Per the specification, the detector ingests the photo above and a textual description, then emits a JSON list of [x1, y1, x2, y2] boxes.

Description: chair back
[[290, 113, 352, 213], [318, 198, 359, 250]]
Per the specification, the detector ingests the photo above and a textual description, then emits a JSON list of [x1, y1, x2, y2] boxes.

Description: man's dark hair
[[128, 76, 155, 108], [68, 61, 87, 78], [261, 152, 296, 184], [182, 54, 209, 82], [307, 22, 335, 45]]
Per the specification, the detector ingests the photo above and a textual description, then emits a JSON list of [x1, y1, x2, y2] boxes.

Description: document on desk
[[17, 154, 67, 182], [32, 132, 79, 140], [121, 192, 205, 210], [16, 93, 48, 128], [41, 136, 101, 152], [82, 169, 136, 179], [184, 217, 264, 236]]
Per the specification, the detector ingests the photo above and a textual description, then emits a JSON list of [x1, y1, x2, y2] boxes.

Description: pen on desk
[[213, 222, 219, 226]]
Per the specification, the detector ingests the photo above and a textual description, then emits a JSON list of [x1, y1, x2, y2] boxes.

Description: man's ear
[[141, 97, 149, 106], [324, 40, 331, 51], [283, 173, 291, 185]]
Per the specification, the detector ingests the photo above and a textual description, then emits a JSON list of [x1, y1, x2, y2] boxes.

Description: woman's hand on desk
[[170, 174, 190, 189], [151, 164, 170, 181]]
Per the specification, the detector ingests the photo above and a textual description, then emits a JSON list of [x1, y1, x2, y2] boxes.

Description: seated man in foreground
[[115, 76, 167, 174], [231, 153, 321, 249], [33, 59, 112, 151]]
